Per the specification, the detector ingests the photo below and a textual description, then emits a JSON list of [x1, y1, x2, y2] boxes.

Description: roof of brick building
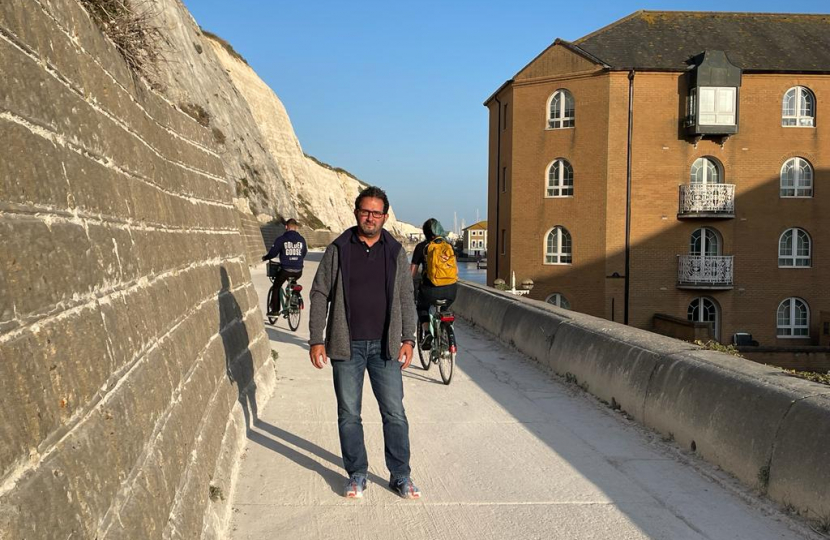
[[566, 11, 830, 72]]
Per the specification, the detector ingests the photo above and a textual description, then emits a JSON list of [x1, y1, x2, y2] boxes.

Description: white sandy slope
[[207, 38, 419, 238]]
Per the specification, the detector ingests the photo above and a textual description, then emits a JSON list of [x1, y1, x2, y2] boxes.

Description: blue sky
[[183, 0, 828, 231]]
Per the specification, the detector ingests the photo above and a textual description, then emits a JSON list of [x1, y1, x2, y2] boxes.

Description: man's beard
[[358, 221, 382, 237]]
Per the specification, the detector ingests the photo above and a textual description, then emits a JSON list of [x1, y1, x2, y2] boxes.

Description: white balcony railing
[[677, 255, 734, 287], [678, 184, 735, 215]]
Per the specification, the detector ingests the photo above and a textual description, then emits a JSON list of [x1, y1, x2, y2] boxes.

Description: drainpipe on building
[[494, 94, 502, 282], [624, 70, 635, 325]]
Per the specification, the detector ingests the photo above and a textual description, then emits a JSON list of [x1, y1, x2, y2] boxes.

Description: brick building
[[486, 11, 830, 346]]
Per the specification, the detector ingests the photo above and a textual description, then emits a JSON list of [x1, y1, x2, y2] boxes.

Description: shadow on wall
[[219, 267, 258, 432], [502, 164, 830, 350]]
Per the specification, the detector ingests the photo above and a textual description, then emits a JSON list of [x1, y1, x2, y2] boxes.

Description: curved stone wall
[[454, 281, 830, 521], [0, 1, 273, 538]]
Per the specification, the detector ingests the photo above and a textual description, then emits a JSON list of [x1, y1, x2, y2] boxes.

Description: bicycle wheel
[[417, 324, 430, 371], [265, 287, 278, 325], [288, 292, 301, 331], [438, 324, 455, 385]]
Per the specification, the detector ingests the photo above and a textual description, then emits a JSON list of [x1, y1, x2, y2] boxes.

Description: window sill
[[779, 196, 814, 199], [781, 125, 815, 129], [544, 195, 574, 199], [545, 126, 576, 131], [778, 265, 812, 269], [776, 334, 811, 339], [543, 262, 573, 266]]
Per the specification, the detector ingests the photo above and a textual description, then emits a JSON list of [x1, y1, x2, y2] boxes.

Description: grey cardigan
[[308, 228, 417, 360]]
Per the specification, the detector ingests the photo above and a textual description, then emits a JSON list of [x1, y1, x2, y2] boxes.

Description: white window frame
[[546, 158, 574, 198], [777, 297, 810, 338], [698, 87, 736, 126], [780, 157, 814, 198], [687, 297, 720, 342], [778, 228, 812, 268], [690, 157, 722, 185], [690, 227, 721, 257], [782, 86, 815, 127], [547, 89, 575, 129], [545, 293, 571, 309], [544, 226, 572, 265]]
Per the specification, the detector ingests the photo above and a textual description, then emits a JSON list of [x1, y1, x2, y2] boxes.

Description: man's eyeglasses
[[357, 209, 386, 219]]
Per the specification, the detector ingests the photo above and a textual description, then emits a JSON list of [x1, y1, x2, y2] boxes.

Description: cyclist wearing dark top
[[410, 218, 457, 350], [262, 218, 308, 316]]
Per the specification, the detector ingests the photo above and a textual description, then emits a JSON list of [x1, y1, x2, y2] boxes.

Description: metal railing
[[677, 255, 734, 286], [678, 184, 735, 215]]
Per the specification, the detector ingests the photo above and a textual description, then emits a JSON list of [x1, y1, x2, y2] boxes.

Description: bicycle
[[416, 299, 457, 385], [266, 262, 303, 331]]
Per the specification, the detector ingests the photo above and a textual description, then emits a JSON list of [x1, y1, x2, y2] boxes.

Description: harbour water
[[456, 261, 487, 285]]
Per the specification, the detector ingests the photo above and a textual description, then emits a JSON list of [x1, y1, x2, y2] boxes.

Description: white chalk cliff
[[149, 0, 417, 236], [206, 38, 418, 237]]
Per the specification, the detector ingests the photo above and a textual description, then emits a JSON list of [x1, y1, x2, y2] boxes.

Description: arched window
[[548, 89, 575, 129], [688, 297, 720, 341], [690, 228, 721, 257], [545, 226, 572, 264], [780, 158, 813, 197], [777, 298, 810, 337], [690, 157, 722, 185], [546, 293, 571, 309], [778, 228, 811, 267], [546, 159, 574, 197], [782, 87, 815, 127]]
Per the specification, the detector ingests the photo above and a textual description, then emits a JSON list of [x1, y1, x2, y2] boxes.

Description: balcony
[[677, 255, 734, 289], [678, 184, 735, 218]]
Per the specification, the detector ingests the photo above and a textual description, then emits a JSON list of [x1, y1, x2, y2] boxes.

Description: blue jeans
[[332, 340, 411, 480]]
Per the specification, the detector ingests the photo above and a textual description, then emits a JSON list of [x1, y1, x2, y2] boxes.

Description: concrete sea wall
[[454, 282, 830, 521], [0, 1, 274, 538]]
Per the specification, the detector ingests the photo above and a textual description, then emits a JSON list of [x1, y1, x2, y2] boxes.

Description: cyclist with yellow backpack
[[410, 218, 458, 350]]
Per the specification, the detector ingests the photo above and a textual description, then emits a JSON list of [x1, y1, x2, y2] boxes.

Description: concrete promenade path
[[230, 253, 820, 540]]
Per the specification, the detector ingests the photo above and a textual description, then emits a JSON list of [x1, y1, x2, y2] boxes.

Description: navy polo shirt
[[348, 232, 388, 341]]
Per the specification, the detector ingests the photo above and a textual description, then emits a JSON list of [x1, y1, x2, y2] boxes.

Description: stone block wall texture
[[0, 1, 273, 538], [237, 211, 267, 266]]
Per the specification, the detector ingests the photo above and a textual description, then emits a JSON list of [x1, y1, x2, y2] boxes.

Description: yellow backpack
[[424, 237, 458, 286]]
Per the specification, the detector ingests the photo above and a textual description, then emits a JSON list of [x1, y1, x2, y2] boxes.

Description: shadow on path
[[265, 326, 309, 349], [250, 419, 389, 495], [402, 368, 445, 385]]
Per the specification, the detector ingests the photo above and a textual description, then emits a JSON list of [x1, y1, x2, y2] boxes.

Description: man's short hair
[[285, 218, 299, 228], [355, 186, 390, 214]]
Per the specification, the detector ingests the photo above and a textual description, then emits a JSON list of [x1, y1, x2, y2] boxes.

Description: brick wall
[[0, 1, 273, 538], [489, 42, 830, 347], [626, 72, 830, 346]]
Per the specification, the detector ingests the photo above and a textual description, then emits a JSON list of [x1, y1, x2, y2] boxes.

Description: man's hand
[[398, 342, 414, 370], [310, 344, 328, 369]]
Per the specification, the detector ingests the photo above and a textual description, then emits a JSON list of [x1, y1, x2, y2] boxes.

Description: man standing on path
[[308, 186, 420, 499]]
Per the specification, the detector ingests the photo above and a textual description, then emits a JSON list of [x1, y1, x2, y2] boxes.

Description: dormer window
[[685, 51, 741, 137], [696, 87, 736, 126]]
